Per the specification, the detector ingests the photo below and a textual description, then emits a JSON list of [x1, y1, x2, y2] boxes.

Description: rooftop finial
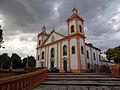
[[53, 26, 55, 31], [42, 25, 46, 34], [72, 8, 78, 15]]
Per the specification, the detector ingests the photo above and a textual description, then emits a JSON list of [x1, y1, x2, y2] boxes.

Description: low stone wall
[[0, 68, 47, 90], [111, 64, 120, 77], [0, 69, 15, 78]]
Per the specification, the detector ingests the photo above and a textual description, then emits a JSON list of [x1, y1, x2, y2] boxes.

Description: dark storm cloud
[[0, 0, 120, 57]]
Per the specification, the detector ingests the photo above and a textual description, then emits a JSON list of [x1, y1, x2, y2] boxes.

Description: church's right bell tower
[[66, 8, 85, 37], [67, 8, 87, 72]]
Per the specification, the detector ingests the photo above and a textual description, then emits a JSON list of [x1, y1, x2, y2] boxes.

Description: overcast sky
[[0, 0, 120, 58]]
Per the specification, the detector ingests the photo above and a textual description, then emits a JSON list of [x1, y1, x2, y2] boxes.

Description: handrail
[[0, 68, 47, 90]]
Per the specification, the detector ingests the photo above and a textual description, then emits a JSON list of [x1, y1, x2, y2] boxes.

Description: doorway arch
[[87, 63, 90, 71], [63, 60, 67, 72]]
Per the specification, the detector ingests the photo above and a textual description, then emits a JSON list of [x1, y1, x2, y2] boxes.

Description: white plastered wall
[[48, 44, 57, 69], [86, 45, 101, 69], [79, 38, 86, 69], [58, 43, 60, 69], [86, 46, 92, 65], [41, 48, 45, 67], [44, 32, 64, 45], [36, 49, 40, 67], [70, 38, 78, 69], [69, 20, 76, 35], [62, 40, 68, 70], [78, 20, 83, 34]]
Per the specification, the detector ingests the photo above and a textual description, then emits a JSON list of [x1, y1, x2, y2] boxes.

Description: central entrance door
[[63, 60, 67, 72]]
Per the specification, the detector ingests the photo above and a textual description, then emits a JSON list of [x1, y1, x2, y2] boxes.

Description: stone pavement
[[33, 85, 120, 90], [33, 73, 120, 90]]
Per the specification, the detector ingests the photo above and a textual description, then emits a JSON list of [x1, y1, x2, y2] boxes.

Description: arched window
[[99, 55, 101, 61], [79, 25, 82, 33], [42, 51, 44, 59], [71, 25, 74, 33], [93, 53, 96, 60], [63, 45, 67, 55], [72, 46, 75, 54], [41, 61, 44, 67], [81, 46, 84, 54], [86, 50, 89, 59], [38, 55, 39, 60], [51, 48, 55, 58], [39, 40, 41, 45], [87, 63, 90, 70]]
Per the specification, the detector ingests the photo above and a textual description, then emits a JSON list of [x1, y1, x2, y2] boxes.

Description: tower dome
[[42, 26, 46, 34]]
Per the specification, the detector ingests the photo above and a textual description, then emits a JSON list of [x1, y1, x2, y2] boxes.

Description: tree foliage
[[0, 25, 3, 43], [22, 56, 36, 67], [11, 53, 22, 69], [106, 46, 120, 63], [0, 53, 10, 69], [0, 53, 36, 69]]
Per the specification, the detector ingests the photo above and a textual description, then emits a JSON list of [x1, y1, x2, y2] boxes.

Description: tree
[[0, 52, 36, 69], [28, 56, 36, 67], [106, 46, 120, 63], [10, 53, 22, 69], [22, 56, 36, 67], [0, 25, 3, 43], [0, 53, 10, 69]]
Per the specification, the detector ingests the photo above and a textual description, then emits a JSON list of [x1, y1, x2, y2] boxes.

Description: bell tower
[[37, 26, 49, 47], [66, 8, 85, 37]]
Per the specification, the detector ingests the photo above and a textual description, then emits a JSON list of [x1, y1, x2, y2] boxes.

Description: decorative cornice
[[85, 43, 101, 51], [36, 32, 86, 49], [37, 33, 49, 38], [66, 14, 84, 23]]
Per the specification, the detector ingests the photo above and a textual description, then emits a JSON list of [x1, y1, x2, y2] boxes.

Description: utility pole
[[0, 58, 3, 70]]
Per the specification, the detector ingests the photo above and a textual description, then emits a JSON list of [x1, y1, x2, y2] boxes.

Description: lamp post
[[9, 59, 13, 70], [26, 56, 29, 67]]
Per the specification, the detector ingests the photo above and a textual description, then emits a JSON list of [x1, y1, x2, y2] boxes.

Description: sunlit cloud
[[0, 14, 5, 26], [1, 33, 36, 58]]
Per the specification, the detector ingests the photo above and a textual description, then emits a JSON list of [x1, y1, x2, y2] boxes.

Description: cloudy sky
[[0, 0, 120, 58]]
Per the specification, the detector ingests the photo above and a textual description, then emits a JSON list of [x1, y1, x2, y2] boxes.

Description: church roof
[[41, 30, 66, 46], [86, 43, 101, 51]]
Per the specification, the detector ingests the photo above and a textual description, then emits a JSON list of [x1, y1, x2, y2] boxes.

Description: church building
[[36, 8, 101, 73]]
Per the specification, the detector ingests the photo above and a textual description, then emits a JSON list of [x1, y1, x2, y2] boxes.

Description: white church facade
[[36, 8, 102, 73]]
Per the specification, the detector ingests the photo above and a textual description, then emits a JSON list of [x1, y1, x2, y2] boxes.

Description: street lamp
[[0, 58, 3, 70], [10, 59, 13, 70], [26, 56, 29, 67]]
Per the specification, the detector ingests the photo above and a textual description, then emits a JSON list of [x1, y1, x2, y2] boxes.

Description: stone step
[[43, 81, 120, 86], [47, 75, 110, 78], [33, 85, 120, 90], [46, 78, 120, 81], [47, 73, 101, 75]]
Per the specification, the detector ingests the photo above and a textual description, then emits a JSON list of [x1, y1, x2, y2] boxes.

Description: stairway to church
[[33, 73, 120, 90]]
